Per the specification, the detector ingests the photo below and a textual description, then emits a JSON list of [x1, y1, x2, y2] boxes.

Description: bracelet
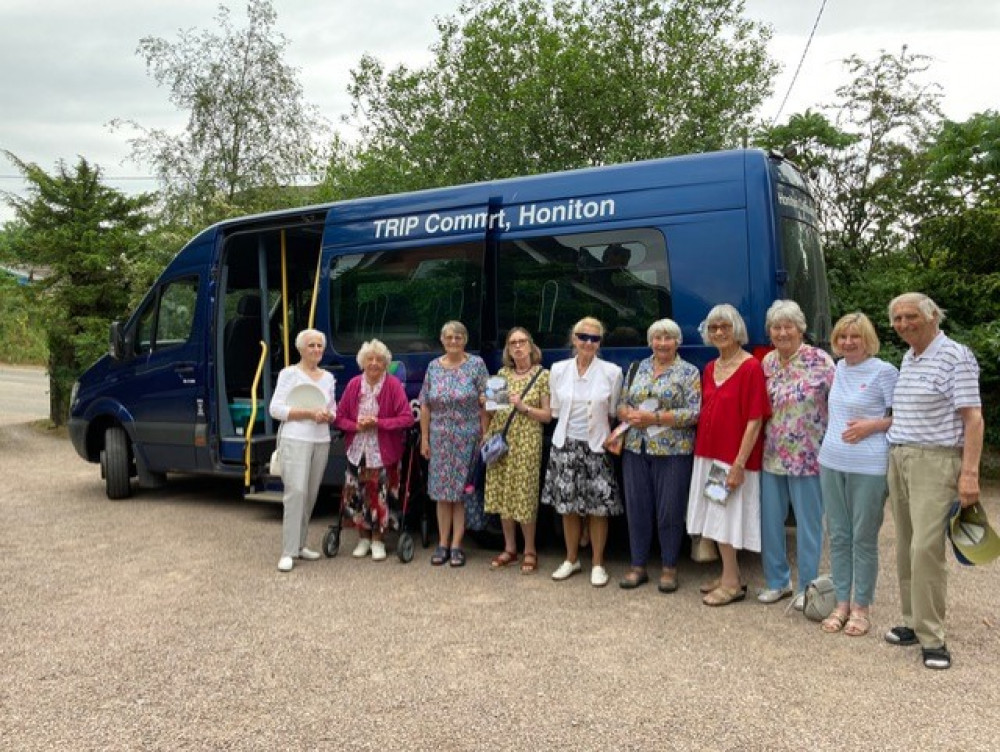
[[655, 411, 662, 425]]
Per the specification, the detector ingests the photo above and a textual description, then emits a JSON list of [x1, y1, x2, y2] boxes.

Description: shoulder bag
[[481, 367, 543, 466]]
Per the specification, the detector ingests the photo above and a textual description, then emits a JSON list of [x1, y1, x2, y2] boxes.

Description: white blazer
[[549, 357, 623, 452]]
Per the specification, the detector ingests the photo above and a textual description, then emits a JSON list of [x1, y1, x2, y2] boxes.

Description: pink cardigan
[[334, 374, 414, 466]]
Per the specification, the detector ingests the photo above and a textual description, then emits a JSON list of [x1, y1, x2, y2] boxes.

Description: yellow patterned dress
[[483, 366, 551, 523]]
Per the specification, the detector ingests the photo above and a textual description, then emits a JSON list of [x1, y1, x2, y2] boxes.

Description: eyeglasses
[[706, 323, 732, 333], [508, 338, 531, 347], [575, 332, 602, 343]]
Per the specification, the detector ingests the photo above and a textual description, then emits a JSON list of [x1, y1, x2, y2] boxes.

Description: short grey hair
[[356, 338, 392, 369], [440, 320, 468, 341], [294, 328, 326, 352], [699, 304, 749, 346], [888, 292, 945, 324], [765, 299, 807, 333], [647, 318, 682, 346]]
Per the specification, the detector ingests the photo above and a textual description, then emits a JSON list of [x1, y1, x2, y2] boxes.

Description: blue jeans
[[622, 451, 693, 568], [820, 466, 886, 606], [760, 471, 823, 592]]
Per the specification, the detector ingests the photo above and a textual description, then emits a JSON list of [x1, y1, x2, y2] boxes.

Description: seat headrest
[[237, 294, 260, 317]]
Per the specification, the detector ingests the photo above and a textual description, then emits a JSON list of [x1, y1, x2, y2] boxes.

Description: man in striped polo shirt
[[883, 293, 984, 670]]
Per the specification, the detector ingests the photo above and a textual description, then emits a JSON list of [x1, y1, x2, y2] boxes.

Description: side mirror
[[109, 321, 125, 360]]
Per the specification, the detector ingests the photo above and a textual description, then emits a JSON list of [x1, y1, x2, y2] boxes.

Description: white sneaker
[[352, 538, 372, 558], [757, 584, 793, 603], [298, 547, 321, 561], [591, 565, 609, 588], [277, 556, 294, 572], [791, 593, 805, 611], [371, 541, 387, 561], [551, 560, 582, 581]]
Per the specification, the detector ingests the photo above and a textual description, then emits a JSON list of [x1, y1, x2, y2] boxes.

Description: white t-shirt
[[268, 365, 336, 443]]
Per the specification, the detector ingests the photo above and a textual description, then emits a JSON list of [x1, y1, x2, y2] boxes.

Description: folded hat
[[948, 501, 1000, 567]]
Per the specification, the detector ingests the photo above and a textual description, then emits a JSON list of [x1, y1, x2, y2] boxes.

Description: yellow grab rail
[[244, 340, 269, 487]]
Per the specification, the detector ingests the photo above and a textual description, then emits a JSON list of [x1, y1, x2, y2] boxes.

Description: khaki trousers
[[887, 445, 961, 648]]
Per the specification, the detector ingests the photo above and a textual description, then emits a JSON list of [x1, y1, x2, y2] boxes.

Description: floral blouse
[[762, 344, 835, 476], [616, 355, 701, 456]]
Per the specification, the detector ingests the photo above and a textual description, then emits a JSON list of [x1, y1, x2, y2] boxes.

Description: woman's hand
[[624, 407, 656, 428], [726, 463, 745, 491], [313, 408, 332, 424], [420, 435, 431, 460], [842, 419, 877, 444], [357, 415, 377, 431], [509, 393, 523, 411]]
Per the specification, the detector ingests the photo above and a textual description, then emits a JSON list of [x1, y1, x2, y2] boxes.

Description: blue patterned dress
[[419, 355, 488, 502]]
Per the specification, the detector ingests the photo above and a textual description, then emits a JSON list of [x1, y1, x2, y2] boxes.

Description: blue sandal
[[449, 548, 466, 567], [431, 545, 449, 566]]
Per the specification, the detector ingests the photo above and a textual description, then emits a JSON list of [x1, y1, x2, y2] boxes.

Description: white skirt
[[685, 456, 761, 552]]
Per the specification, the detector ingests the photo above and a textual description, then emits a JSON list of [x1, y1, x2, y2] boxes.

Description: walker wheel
[[396, 532, 415, 563], [323, 527, 340, 558]]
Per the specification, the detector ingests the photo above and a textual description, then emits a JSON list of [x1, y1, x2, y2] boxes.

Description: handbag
[[481, 367, 542, 467], [603, 360, 640, 455], [802, 575, 837, 622], [690, 535, 719, 563], [269, 424, 284, 477]]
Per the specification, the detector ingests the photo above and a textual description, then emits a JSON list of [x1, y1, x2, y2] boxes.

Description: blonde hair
[[830, 312, 880, 357]]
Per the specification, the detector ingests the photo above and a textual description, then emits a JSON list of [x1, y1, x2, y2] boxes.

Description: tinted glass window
[[329, 242, 484, 353], [156, 278, 198, 346], [497, 228, 669, 348], [780, 218, 830, 346]]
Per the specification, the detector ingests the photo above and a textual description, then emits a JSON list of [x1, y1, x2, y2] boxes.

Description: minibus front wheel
[[101, 426, 133, 500]]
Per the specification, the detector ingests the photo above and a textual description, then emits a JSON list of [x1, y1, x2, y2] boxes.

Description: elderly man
[[884, 293, 984, 670]]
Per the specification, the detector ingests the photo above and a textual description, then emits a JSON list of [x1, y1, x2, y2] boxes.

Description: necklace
[[716, 351, 744, 369], [514, 365, 533, 375]]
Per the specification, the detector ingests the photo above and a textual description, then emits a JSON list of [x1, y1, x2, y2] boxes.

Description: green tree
[[325, 0, 777, 198], [113, 0, 327, 227], [1, 153, 155, 425], [758, 48, 942, 277]]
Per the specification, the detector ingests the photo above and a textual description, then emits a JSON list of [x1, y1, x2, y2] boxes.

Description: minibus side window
[[779, 218, 831, 347], [329, 242, 484, 353], [132, 276, 199, 355], [497, 228, 670, 348]]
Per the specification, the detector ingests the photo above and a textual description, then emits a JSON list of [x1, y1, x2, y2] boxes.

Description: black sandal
[[431, 545, 449, 566], [449, 548, 466, 567]]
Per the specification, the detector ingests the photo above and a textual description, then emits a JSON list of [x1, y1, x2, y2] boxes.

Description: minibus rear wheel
[[103, 426, 133, 500]]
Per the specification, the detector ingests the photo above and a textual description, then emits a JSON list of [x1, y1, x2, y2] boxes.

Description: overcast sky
[[1, 0, 998, 221]]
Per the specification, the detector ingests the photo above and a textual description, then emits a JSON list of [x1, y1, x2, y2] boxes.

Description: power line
[[770, 0, 830, 127]]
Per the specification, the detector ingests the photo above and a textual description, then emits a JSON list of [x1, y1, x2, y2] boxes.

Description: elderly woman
[[759, 300, 835, 609], [419, 320, 489, 568], [334, 338, 415, 562], [483, 327, 551, 574], [686, 304, 770, 606], [269, 329, 337, 573], [541, 316, 624, 588], [818, 313, 897, 636], [616, 318, 701, 593]]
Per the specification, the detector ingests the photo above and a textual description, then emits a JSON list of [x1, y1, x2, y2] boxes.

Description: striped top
[[887, 332, 981, 448], [819, 357, 898, 475]]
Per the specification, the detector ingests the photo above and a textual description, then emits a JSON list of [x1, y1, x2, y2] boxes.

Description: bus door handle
[[175, 363, 197, 385]]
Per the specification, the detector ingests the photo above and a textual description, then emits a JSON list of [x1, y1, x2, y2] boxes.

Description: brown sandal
[[844, 611, 871, 637], [821, 609, 850, 634], [702, 585, 747, 607], [520, 552, 538, 575], [491, 550, 518, 569]]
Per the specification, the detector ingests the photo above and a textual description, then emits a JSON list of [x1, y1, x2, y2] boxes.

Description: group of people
[[269, 291, 983, 671]]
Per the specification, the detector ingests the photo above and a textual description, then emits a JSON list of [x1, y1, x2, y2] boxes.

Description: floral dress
[[419, 355, 488, 502], [483, 366, 551, 523]]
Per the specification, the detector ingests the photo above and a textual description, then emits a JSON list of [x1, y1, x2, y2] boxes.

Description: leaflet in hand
[[639, 398, 666, 438], [484, 376, 509, 411], [703, 460, 732, 504]]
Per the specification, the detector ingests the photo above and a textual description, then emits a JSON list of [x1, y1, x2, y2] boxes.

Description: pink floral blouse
[[762, 344, 835, 476]]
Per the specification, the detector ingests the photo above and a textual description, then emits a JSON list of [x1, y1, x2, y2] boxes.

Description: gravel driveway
[[2, 366, 999, 750]]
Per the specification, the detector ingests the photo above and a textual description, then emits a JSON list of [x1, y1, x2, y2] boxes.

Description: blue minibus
[[69, 148, 830, 500]]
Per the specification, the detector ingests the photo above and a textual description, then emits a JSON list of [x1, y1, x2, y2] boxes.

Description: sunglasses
[[575, 332, 602, 343]]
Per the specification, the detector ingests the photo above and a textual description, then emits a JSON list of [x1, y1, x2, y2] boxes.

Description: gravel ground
[[2, 369, 999, 750]]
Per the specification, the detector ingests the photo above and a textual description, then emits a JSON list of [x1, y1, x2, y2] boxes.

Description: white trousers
[[280, 439, 329, 557]]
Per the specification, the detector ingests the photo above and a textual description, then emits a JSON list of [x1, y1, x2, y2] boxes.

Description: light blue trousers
[[819, 466, 886, 607], [760, 471, 824, 592]]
